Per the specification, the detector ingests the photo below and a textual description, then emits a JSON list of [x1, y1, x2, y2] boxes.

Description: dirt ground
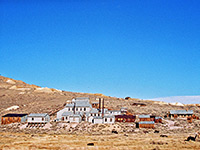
[[0, 132, 200, 150]]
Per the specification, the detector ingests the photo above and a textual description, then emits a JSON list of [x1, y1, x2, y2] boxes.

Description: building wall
[[66, 107, 91, 112], [27, 116, 50, 123], [139, 118, 151, 121], [1, 117, 21, 125], [69, 116, 81, 123], [94, 118, 103, 124], [57, 108, 68, 120], [104, 117, 115, 124], [139, 124, 154, 128]]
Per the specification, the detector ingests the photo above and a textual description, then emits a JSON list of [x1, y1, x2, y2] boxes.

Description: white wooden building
[[27, 113, 50, 123]]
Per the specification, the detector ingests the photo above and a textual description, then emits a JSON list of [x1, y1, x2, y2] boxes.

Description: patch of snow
[[34, 87, 53, 93], [9, 86, 31, 91], [6, 79, 16, 84], [6, 105, 19, 111], [169, 102, 184, 106], [19, 92, 25, 95]]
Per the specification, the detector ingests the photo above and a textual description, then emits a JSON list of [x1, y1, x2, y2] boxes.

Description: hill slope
[[0, 75, 200, 117]]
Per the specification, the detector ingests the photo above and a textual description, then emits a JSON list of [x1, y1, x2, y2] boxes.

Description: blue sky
[[0, 0, 200, 99]]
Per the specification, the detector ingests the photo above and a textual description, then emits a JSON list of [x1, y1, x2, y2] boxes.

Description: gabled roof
[[110, 110, 121, 112], [93, 116, 103, 119], [62, 111, 73, 116], [74, 97, 89, 101], [139, 115, 150, 118], [28, 113, 49, 117], [92, 102, 99, 104], [2, 113, 28, 117], [155, 117, 162, 119], [169, 110, 193, 115], [90, 108, 99, 114], [65, 99, 92, 107], [139, 121, 155, 124], [104, 115, 115, 118]]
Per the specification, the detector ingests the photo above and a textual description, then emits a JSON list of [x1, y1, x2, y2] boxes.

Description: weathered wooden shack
[[155, 117, 162, 123], [169, 110, 193, 119], [115, 115, 136, 122], [1, 113, 28, 125], [139, 115, 151, 121], [136, 121, 155, 128]]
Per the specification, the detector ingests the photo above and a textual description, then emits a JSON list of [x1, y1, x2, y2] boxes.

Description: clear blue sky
[[0, 0, 200, 99]]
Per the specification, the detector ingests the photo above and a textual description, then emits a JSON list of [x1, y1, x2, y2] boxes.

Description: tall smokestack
[[99, 98, 101, 112], [102, 98, 104, 117], [73, 102, 76, 114]]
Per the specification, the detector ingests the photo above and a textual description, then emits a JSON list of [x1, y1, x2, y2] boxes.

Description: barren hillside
[[0, 75, 200, 117]]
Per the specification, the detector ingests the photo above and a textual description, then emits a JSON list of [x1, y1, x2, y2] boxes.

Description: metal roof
[[104, 115, 115, 118], [62, 112, 73, 116], [90, 108, 99, 114], [2, 113, 28, 117], [92, 102, 99, 104], [139, 115, 150, 118], [93, 116, 103, 119], [169, 110, 193, 115], [28, 113, 49, 117], [139, 121, 155, 124], [74, 97, 89, 101], [110, 110, 121, 112], [65, 100, 92, 107], [155, 117, 162, 119]]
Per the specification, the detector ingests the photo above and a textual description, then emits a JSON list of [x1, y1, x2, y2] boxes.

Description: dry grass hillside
[[0, 75, 200, 118], [1, 75, 200, 150]]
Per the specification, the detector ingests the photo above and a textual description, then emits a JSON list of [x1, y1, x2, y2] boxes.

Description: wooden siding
[[139, 118, 151, 122], [1, 117, 21, 125], [155, 118, 162, 123], [139, 123, 154, 128], [115, 115, 136, 122]]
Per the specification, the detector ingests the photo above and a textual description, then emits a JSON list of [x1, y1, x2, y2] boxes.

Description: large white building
[[57, 97, 115, 124]]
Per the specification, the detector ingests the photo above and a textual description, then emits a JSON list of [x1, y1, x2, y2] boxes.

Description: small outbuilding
[[115, 115, 136, 122], [1, 113, 28, 125], [27, 113, 50, 124], [136, 121, 155, 128], [155, 117, 162, 123], [168, 110, 193, 119]]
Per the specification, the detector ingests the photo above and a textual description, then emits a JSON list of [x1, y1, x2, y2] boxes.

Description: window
[[84, 108, 86, 111], [110, 118, 112, 122], [32, 118, 34, 121], [42, 118, 44, 121], [76, 108, 78, 111], [66, 117, 67, 120], [105, 118, 107, 122]]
